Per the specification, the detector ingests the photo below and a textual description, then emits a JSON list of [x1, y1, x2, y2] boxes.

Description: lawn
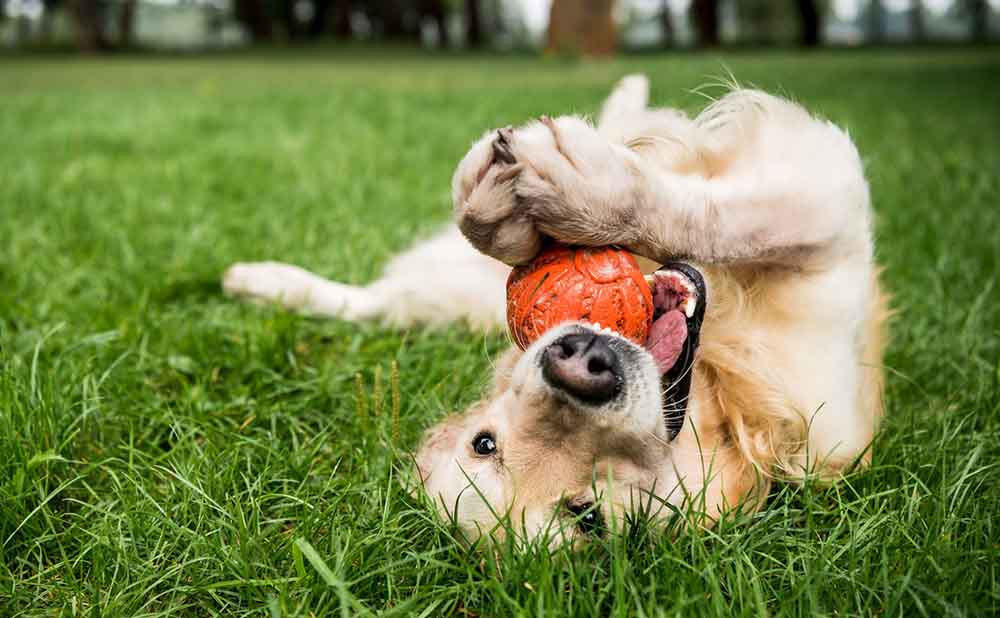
[[1, 48, 999, 616]]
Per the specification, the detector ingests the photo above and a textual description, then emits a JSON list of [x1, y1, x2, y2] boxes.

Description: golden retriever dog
[[223, 75, 888, 546]]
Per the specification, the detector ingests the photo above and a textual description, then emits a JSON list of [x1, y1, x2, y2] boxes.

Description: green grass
[[1, 48, 999, 616]]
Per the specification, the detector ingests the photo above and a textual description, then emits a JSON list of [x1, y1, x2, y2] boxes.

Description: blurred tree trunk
[[910, 0, 924, 41], [422, 0, 449, 47], [41, 1, 56, 43], [17, 15, 31, 44], [234, 0, 274, 42], [333, 0, 352, 38], [795, 0, 821, 47], [381, 0, 411, 40], [70, 0, 106, 52], [41, 0, 65, 42], [308, 0, 333, 38], [868, 0, 886, 43], [118, 0, 136, 47], [969, 0, 987, 41], [691, 0, 719, 47], [280, 0, 300, 39], [661, 0, 673, 47], [547, 0, 617, 56], [465, 0, 482, 47]]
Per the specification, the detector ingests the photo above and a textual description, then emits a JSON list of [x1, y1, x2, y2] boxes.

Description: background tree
[[278, 0, 302, 39], [119, 0, 137, 48], [59, 0, 140, 51], [736, 0, 775, 45], [547, 0, 616, 56], [379, 0, 412, 40], [796, 0, 821, 46], [465, 0, 482, 47], [333, 0, 353, 38], [691, 0, 719, 47], [661, 0, 674, 47], [911, 0, 925, 41], [305, 0, 333, 38], [40, 0, 62, 41], [969, 0, 987, 41], [868, 0, 886, 43], [422, 0, 449, 47], [69, 0, 106, 51], [234, 0, 274, 42]]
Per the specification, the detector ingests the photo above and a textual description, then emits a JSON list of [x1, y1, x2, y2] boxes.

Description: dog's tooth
[[654, 269, 699, 318], [683, 298, 696, 318]]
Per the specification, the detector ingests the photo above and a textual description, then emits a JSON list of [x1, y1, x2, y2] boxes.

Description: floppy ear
[[490, 347, 524, 397]]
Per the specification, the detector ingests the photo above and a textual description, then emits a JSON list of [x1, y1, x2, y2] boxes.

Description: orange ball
[[506, 244, 653, 350]]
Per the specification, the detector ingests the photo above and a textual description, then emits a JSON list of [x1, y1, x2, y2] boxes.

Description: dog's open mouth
[[647, 269, 697, 374], [574, 262, 706, 439], [646, 263, 706, 439]]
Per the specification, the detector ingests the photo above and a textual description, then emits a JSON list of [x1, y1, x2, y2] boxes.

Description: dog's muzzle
[[542, 332, 624, 404]]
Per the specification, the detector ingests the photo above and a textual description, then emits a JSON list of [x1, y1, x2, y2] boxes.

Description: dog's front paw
[[451, 128, 542, 265], [452, 117, 641, 265], [223, 261, 320, 309]]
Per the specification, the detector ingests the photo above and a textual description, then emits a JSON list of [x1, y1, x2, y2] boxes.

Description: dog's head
[[415, 265, 729, 546]]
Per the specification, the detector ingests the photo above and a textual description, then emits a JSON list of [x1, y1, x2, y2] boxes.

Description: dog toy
[[506, 243, 653, 350]]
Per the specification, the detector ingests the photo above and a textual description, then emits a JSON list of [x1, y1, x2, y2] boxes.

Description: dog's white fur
[[224, 76, 888, 544]]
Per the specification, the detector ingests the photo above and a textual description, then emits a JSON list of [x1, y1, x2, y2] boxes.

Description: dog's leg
[[597, 75, 704, 175], [597, 74, 649, 131], [633, 90, 873, 267], [454, 89, 871, 270], [223, 226, 510, 330], [223, 261, 386, 320]]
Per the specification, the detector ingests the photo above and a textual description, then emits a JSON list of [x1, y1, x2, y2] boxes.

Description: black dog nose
[[542, 333, 622, 403]]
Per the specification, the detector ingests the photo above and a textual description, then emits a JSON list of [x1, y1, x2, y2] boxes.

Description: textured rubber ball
[[506, 243, 653, 350]]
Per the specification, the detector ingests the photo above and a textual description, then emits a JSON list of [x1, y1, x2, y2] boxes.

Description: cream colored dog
[[224, 75, 888, 546]]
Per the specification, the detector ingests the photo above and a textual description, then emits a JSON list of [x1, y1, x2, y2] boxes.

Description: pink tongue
[[646, 310, 687, 374]]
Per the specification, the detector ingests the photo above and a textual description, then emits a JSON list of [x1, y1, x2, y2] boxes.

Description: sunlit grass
[[1, 48, 998, 616]]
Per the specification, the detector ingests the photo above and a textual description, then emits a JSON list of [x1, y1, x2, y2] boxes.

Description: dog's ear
[[490, 347, 523, 397]]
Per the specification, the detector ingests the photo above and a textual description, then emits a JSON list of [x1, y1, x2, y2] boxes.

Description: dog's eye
[[566, 501, 603, 536], [472, 432, 497, 456]]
